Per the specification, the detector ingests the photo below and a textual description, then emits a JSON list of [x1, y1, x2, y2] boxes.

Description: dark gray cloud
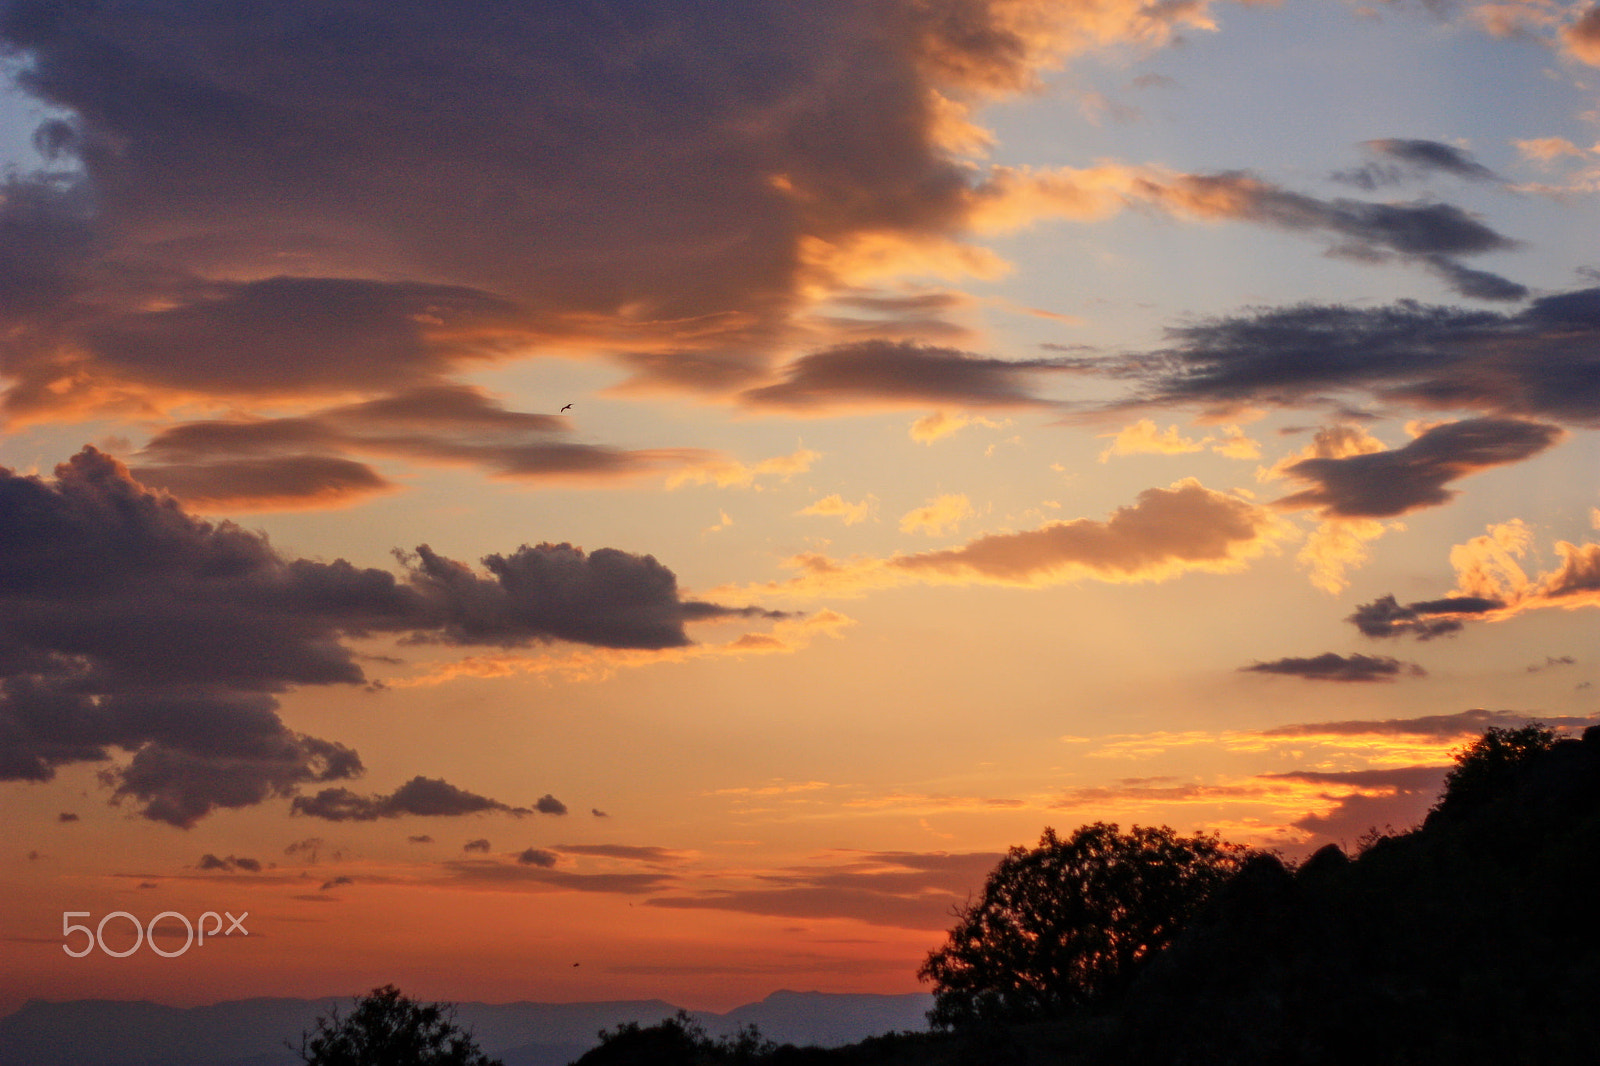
[[741, 340, 1079, 410], [0, 448, 776, 824], [399, 541, 784, 651], [0, 0, 1112, 409], [289, 776, 539, 822], [407, 835, 433, 844], [196, 853, 261, 873], [516, 847, 558, 867], [129, 385, 704, 509], [1274, 418, 1562, 518], [1241, 652, 1426, 682], [1347, 594, 1504, 639], [1334, 139, 1500, 190], [462, 838, 491, 853], [534, 794, 568, 815], [1138, 171, 1525, 301], [644, 850, 1001, 929], [1528, 655, 1577, 672], [319, 875, 354, 891], [57, 811, 77, 822], [79, 277, 527, 395], [1112, 288, 1600, 425], [1262, 709, 1597, 739]]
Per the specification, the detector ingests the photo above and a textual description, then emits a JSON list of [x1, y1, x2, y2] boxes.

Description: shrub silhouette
[[918, 822, 1249, 1028], [572, 1011, 776, 1066], [293, 985, 503, 1066]]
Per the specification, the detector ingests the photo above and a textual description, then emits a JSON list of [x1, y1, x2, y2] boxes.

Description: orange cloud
[[909, 410, 1006, 443], [1097, 419, 1262, 463], [899, 494, 975, 536], [665, 448, 822, 489], [744, 479, 1289, 597], [1562, 4, 1600, 64], [797, 494, 876, 525], [1443, 520, 1600, 621], [1097, 419, 1207, 461]]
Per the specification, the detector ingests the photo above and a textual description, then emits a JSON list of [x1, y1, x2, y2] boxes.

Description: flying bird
[[560, 403, 572, 412]]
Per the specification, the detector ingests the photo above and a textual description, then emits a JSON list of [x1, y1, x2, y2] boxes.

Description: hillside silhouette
[[576, 723, 1600, 1065]]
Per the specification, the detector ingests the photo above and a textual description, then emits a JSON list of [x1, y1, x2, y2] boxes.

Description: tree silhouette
[[919, 822, 1248, 1028], [293, 985, 503, 1066], [1430, 721, 1555, 820]]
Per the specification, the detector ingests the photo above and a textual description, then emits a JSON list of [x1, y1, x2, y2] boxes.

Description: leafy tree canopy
[[919, 822, 1249, 1028], [1432, 722, 1556, 819], [294, 985, 503, 1066]]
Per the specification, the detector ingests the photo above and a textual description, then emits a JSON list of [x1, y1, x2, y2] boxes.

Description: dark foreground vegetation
[[303, 724, 1600, 1065]]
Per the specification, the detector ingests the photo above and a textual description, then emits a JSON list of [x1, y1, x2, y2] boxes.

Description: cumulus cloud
[[1240, 653, 1426, 682], [290, 776, 542, 822], [1108, 290, 1600, 425], [462, 838, 491, 854], [0, 0, 1239, 425], [1273, 418, 1563, 518], [0, 449, 776, 823], [749, 479, 1288, 596]]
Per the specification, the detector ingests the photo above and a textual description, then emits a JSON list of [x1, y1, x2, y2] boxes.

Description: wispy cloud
[[1240, 653, 1426, 682], [1105, 291, 1600, 426]]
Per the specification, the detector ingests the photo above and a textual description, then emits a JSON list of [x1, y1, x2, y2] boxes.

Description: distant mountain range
[[0, 989, 935, 1066]]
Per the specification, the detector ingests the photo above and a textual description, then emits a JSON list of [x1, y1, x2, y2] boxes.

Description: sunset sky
[[2, 0, 1598, 1018]]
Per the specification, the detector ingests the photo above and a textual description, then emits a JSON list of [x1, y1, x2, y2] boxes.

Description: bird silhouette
[[560, 403, 572, 412]]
